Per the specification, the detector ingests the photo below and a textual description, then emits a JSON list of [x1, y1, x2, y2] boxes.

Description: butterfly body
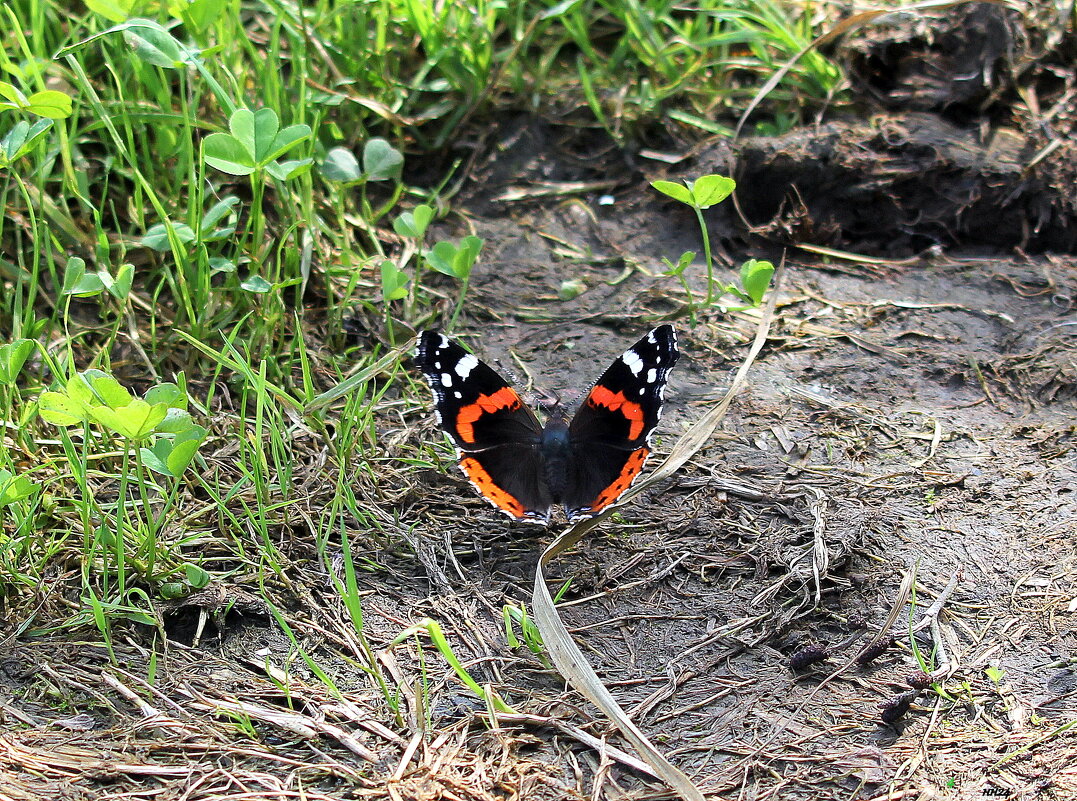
[[415, 326, 678, 524]]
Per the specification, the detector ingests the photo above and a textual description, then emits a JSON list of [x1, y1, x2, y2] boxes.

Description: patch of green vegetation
[[0, 0, 841, 713]]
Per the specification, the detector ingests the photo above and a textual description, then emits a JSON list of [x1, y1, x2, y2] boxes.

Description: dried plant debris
[[879, 689, 922, 725], [789, 644, 831, 671], [855, 636, 895, 667]]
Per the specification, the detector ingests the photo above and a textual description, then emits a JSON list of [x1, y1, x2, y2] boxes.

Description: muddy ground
[[2, 4, 1076, 801]]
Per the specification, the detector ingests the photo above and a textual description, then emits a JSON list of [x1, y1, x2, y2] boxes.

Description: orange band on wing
[[590, 447, 649, 512], [586, 386, 646, 440], [460, 456, 526, 517], [455, 386, 523, 444]]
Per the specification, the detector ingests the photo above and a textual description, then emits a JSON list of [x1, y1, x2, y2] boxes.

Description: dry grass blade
[[531, 260, 788, 801]]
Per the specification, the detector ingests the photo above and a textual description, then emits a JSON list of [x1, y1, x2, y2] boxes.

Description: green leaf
[[159, 582, 188, 599], [0, 121, 28, 163], [662, 250, 696, 277], [25, 90, 72, 120], [265, 157, 312, 181], [0, 470, 39, 507], [380, 261, 409, 301], [739, 258, 774, 306], [65, 273, 106, 296], [167, 425, 207, 474], [140, 440, 173, 476], [557, 279, 587, 300], [426, 241, 459, 277], [122, 19, 196, 68], [225, 107, 306, 168], [85, 0, 138, 22], [651, 180, 693, 205], [107, 263, 134, 300], [0, 119, 53, 165], [230, 107, 275, 161], [393, 204, 434, 240], [170, 0, 224, 31], [185, 563, 211, 588], [362, 138, 403, 181], [38, 391, 87, 426], [86, 372, 133, 409], [412, 204, 434, 236], [457, 235, 483, 273], [240, 275, 272, 293], [208, 257, 235, 274], [199, 196, 239, 233], [690, 174, 736, 209], [90, 398, 168, 440], [144, 383, 185, 409], [0, 82, 29, 109], [263, 123, 311, 165], [67, 371, 98, 408], [157, 407, 193, 433], [142, 222, 196, 251], [203, 132, 255, 175], [322, 147, 362, 183], [62, 257, 107, 297], [0, 339, 35, 384]]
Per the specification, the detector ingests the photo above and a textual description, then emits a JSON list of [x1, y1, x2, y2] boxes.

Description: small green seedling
[[203, 107, 311, 180], [61, 256, 134, 303], [557, 278, 587, 300], [727, 258, 774, 307], [424, 235, 483, 331], [652, 174, 736, 305], [322, 138, 406, 230], [661, 250, 697, 316], [503, 603, 552, 669], [392, 203, 434, 240], [38, 369, 209, 590], [380, 260, 409, 303], [323, 138, 404, 185]]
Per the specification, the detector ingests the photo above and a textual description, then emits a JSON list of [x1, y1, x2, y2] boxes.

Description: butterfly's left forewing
[[415, 331, 552, 522]]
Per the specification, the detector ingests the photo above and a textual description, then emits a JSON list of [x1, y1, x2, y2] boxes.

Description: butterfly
[[415, 326, 678, 524]]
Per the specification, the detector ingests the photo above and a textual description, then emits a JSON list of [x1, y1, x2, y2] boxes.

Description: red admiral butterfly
[[415, 326, 678, 524]]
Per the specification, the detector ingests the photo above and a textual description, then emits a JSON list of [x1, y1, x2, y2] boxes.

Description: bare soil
[[3, 4, 1076, 801]]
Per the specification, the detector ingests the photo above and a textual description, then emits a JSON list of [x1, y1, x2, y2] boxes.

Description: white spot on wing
[[621, 348, 645, 376], [647, 368, 657, 384], [440, 372, 453, 387], [456, 353, 479, 379], [454, 391, 462, 398]]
